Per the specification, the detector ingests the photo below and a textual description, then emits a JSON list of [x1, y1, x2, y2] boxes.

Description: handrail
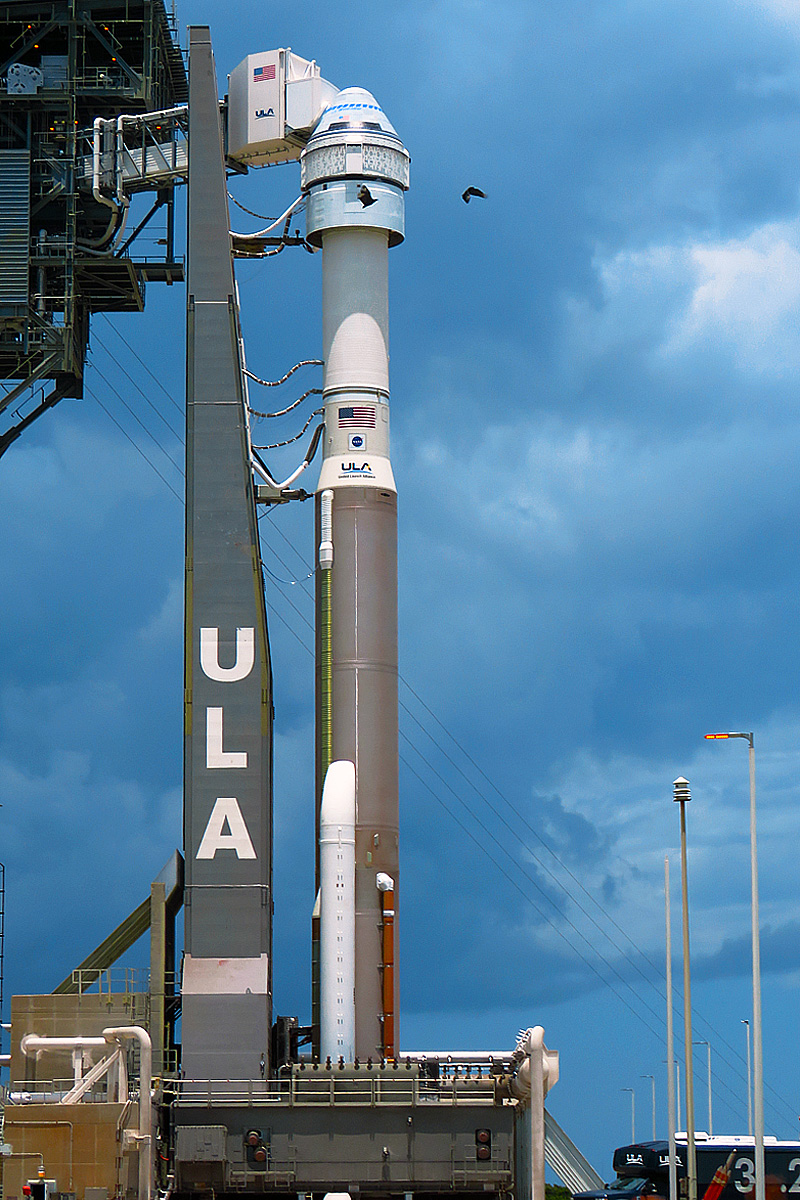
[[168, 1072, 501, 1108]]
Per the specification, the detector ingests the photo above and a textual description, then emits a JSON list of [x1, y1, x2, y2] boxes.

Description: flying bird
[[461, 186, 486, 203], [358, 185, 377, 207]]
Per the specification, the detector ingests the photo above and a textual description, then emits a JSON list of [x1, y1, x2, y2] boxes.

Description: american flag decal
[[254, 64, 277, 82], [338, 406, 376, 428]]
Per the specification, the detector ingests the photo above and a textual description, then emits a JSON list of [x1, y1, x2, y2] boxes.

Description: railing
[[171, 1071, 501, 1108]]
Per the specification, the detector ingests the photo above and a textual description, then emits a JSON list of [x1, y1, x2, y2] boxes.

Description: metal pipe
[[747, 738, 765, 1200], [621, 1088, 635, 1142], [21, 1034, 107, 1055], [103, 1026, 152, 1200], [742, 1020, 753, 1135], [666, 857, 678, 1200], [674, 778, 697, 1200], [528, 1026, 547, 1200], [641, 1074, 656, 1141]]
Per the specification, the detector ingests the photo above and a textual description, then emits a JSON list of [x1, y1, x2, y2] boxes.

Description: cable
[[245, 360, 323, 388], [98, 314, 184, 417], [263, 564, 314, 587], [87, 386, 183, 503], [90, 359, 184, 476], [227, 193, 279, 221], [249, 389, 322, 421], [227, 191, 299, 223], [253, 410, 322, 450], [231, 194, 305, 238], [92, 339, 183, 442]]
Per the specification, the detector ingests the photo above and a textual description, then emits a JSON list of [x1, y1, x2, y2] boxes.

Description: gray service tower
[[304, 90, 409, 1060], [181, 28, 274, 1084]]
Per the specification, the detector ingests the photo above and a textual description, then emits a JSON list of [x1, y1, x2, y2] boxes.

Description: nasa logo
[[351, 435, 364, 448], [254, 108, 275, 120]]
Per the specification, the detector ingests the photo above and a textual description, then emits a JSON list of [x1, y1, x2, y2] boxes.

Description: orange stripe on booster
[[381, 888, 395, 1059]]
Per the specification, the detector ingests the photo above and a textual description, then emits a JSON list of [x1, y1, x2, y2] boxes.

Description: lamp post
[[742, 1018, 753, 1136], [665, 858, 678, 1200], [694, 1040, 712, 1135], [705, 732, 764, 1200], [642, 1074, 656, 1140], [622, 1087, 636, 1143], [674, 776, 697, 1200]]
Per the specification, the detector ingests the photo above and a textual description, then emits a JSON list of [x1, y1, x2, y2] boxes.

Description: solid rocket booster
[[301, 88, 409, 1058], [319, 760, 356, 1061]]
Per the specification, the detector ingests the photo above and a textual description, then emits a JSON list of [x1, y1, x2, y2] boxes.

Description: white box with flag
[[227, 49, 338, 167]]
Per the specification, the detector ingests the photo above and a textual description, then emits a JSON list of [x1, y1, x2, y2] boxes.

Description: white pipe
[[319, 489, 334, 568], [21, 1034, 107, 1056], [528, 1026, 546, 1200], [400, 1051, 510, 1061], [237, 194, 305, 238], [320, 760, 356, 1062], [114, 107, 188, 205], [103, 1026, 152, 1200], [251, 454, 311, 491]]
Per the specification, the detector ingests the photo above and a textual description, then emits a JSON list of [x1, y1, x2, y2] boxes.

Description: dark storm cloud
[[3, 0, 800, 1149]]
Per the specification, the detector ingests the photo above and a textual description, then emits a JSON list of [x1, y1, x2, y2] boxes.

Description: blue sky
[[3, 0, 800, 1175]]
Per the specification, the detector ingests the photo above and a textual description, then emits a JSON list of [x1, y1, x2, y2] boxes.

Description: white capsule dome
[[312, 86, 401, 141]]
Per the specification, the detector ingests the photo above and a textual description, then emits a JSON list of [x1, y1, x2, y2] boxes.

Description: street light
[[665, 858, 678, 1200], [742, 1018, 753, 1136], [622, 1087, 636, 1142], [705, 732, 764, 1200], [641, 1074, 656, 1140], [693, 1040, 712, 1135], [674, 776, 697, 1200]]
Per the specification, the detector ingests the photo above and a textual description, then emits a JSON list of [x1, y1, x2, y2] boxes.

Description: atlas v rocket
[[181, 38, 408, 1080], [302, 90, 409, 1061]]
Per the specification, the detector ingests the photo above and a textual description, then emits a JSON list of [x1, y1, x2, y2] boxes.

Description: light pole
[[622, 1087, 636, 1143], [641, 1075, 656, 1140], [665, 858, 678, 1200], [742, 1018, 753, 1136], [694, 1040, 712, 1135], [674, 776, 697, 1200], [706, 732, 764, 1200]]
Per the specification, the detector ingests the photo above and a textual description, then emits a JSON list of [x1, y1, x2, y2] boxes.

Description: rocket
[[300, 88, 409, 1060]]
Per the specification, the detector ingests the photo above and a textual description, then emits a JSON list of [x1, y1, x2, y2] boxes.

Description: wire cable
[[245, 360, 323, 388], [98, 314, 184, 417], [87, 386, 183, 503], [92, 340, 183, 442], [90, 359, 184, 476], [249, 389, 322, 421], [253, 411, 322, 450]]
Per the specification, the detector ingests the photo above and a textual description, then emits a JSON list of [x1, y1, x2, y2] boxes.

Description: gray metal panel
[[0, 150, 30, 307], [176, 1125, 228, 1163], [183, 26, 273, 1081], [176, 1101, 514, 1192]]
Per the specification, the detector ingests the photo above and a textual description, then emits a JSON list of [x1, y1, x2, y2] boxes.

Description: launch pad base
[[170, 1066, 522, 1200]]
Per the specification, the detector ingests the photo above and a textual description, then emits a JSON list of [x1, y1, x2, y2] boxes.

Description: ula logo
[[342, 462, 372, 473], [255, 107, 275, 119]]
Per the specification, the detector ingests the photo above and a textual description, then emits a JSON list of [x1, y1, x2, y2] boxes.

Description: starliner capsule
[[301, 88, 409, 1059]]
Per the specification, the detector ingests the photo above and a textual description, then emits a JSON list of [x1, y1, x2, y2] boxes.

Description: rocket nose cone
[[320, 759, 356, 827], [313, 86, 401, 140]]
